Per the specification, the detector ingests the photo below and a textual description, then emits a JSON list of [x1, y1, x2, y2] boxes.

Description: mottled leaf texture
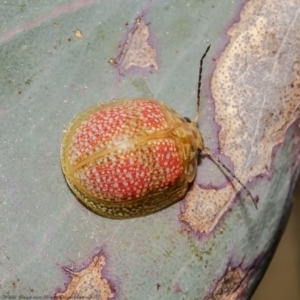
[[0, 0, 299, 299]]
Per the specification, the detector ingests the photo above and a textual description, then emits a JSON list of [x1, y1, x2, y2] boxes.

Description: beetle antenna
[[195, 44, 211, 124], [201, 147, 258, 209]]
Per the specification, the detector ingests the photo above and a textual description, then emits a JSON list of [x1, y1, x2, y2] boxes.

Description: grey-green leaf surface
[[0, 0, 299, 299]]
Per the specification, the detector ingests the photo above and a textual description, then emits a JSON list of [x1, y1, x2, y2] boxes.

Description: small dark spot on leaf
[[157, 283, 161, 290], [20, 4, 26, 13]]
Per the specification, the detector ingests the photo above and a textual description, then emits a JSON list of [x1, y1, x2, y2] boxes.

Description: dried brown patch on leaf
[[75, 29, 84, 39], [182, 0, 300, 233], [181, 185, 233, 233], [205, 265, 254, 300], [115, 16, 158, 73], [55, 255, 114, 300]]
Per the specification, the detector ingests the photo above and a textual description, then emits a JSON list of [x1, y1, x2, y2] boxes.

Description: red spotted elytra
[[60, 45, 257, 219]]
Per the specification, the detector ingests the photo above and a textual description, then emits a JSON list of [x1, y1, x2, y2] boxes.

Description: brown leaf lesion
[[205, 263, 255, 300], [54, 254, 114, 300], [110, 16, 158, 74], [182, 0, 300, 234]]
